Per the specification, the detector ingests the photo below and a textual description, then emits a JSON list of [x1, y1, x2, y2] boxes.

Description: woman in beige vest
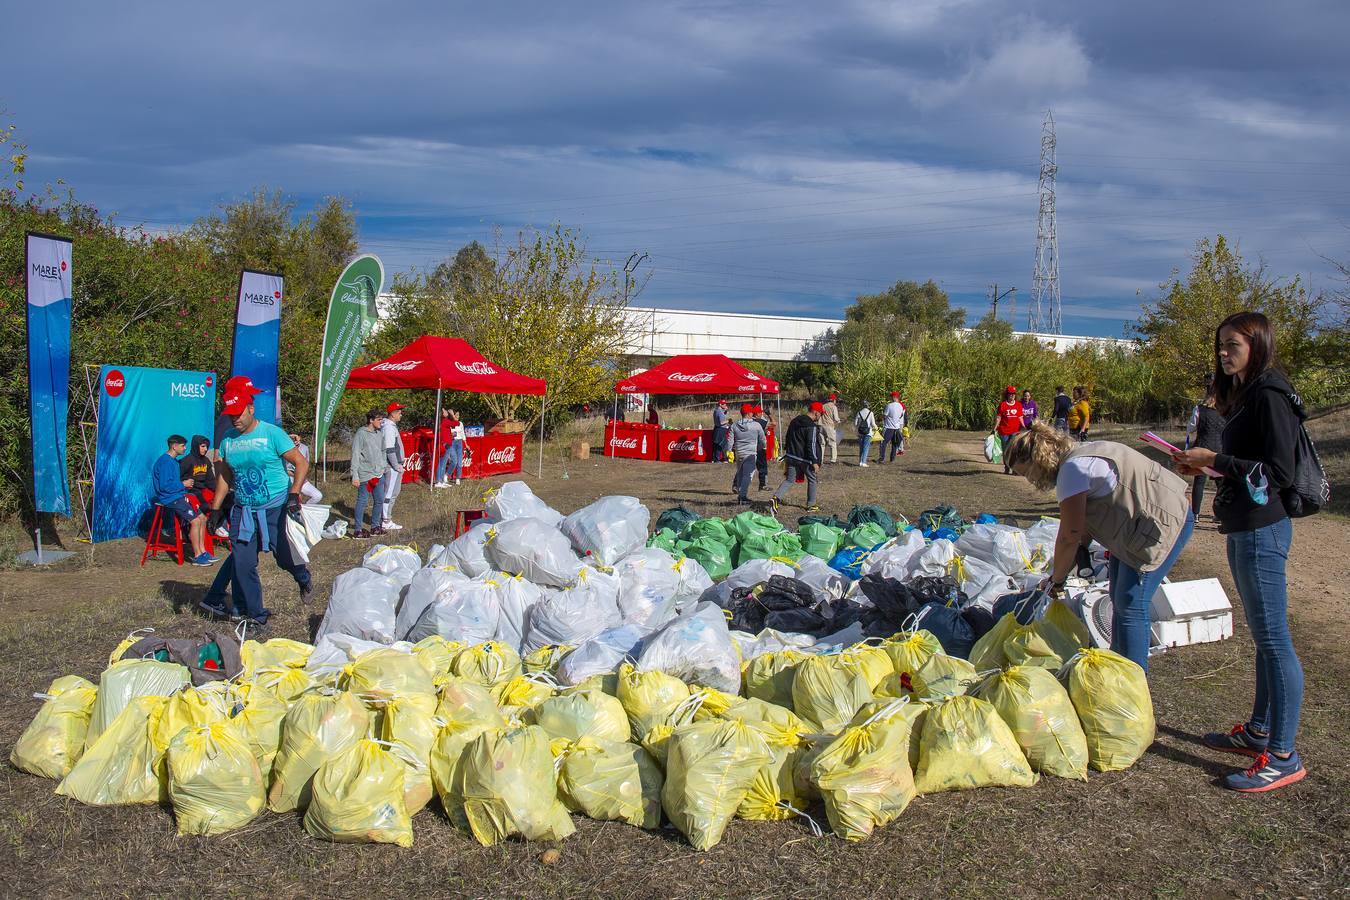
[[1005, 422, 1195, 669]]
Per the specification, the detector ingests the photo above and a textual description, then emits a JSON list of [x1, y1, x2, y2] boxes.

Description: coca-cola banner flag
[[314, 254, 383, 456], [25, 232, 74, 514], [230, 269, 283, 424]]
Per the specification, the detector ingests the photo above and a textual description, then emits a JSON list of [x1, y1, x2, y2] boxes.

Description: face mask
[[1245, 465, 1269, 506]]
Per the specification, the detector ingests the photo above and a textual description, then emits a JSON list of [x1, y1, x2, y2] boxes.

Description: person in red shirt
[[995, 385, 1024, 475]]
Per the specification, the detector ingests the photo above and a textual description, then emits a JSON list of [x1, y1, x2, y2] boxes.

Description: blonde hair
[[1005, 421, 1075, 491]]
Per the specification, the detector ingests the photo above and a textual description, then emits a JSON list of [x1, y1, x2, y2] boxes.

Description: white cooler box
[[1150, 578, 1233, 648]]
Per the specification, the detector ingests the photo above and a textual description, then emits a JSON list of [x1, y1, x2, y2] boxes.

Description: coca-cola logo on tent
[[371, 360, 420, 371], [455, 361, 498, 376], [667, 372, 715, 383]]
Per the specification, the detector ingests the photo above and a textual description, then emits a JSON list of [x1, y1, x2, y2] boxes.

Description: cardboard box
[[571, 441, 590, 460]]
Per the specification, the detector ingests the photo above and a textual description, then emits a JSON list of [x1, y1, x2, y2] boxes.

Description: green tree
[[835, 279, 964, 354]]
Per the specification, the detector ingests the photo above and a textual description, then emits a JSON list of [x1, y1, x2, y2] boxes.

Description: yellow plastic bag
[[850, 697, 928, 769], [731, 710, 811, 822], [86, 658, 191, 749], [839, 643, 893, 691], [240, 638, 313, 678], [975, 665, 1087, 780], [811, 698, 918, 841], [267, 689, 373, 813], [555, 736, 663, 829], [434, 678, 502, 726], [674, 686, 742, 725], [522, 644, 574, 675], [154, 684, 232, 751], [381, 695, 441, 815], [1004, 619, 1076, 671], [640, 723, 674, 768], [167, 721, 265, 836], [968, 613, 1019, 671], [304, 739, 413, 847], [881, 630, 942, 680], [107, 627, 155, 666], [231, 681, 289, 774], [11, 675, 97, 779], [57, 695, 170, 806], [1061, 648, 1155, 772], [460, 725, 575, 846], [411, 635, 465, 678], [1046, 600, 1091, 653], [451, 640, 522, 689], [743, 649, 807, 708], [531, 690, 630, 744], [791, 654, 873, 733], [254, 666, 315, 704], [568, 671, 620, 696], [341, 648, 435, 705], [493, 675, 555, 712], [617, 663, 690, 739], [661, 719, 771, 851], [913, 695, 1038, 793], [428, 695, 508, 829], [910, 653, 979, 700]]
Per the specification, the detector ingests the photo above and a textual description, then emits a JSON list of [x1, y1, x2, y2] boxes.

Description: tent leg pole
[[776, 393, 781, 459], [432, 387, 442, 491], [537, 393, 547, 478], [610, 395, 618, 457]]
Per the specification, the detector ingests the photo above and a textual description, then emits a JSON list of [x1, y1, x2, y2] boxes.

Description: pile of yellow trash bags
[[12, 613, 1155, 850]]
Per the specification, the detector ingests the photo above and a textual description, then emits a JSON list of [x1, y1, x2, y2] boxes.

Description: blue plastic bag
[[974, 513, 998, 525], [827, 544, 880, 580]]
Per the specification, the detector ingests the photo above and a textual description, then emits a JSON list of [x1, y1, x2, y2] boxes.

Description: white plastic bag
[[984, 434, 1001, 463], [732, 628, 816, 660], [486, 573, 544, 652], [556, 625, 652, 685], [635, 602, 740, 694], [955, 524, 1033, 575], [614, 548, 683, 626], [404, 578, 501, 645], [960, 554, 1016, 610], [285, 504, 331, 565], [794, 554, 849, 602], [861, 529, 925, 580], [396, 565, 471, 641], [321, 519, 348, 540], [307, 634, 415, 678], [483, 481, 563, 527], [559, 496, 651, 566], [1024, 518, 1059, 572], [524, 574, 623, 652], [361, 544, 421, 583], [485, 517, 582, 588], [316, 567, 403, 644], [907, 538, 956, 579], [671, 556, 715, 610], [440, 520, 494, 577]]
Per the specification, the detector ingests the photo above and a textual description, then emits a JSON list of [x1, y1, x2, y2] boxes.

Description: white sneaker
[[214, 525, 230, 537], [383, 520, 404, 530], [454, 479, 460, 486], [433, 480, 449, 488], [859, 463, 869, 468]]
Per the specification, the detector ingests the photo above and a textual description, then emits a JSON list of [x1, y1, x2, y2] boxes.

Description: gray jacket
[[730, 418, 766, 457], [352, 426, 387, 482]]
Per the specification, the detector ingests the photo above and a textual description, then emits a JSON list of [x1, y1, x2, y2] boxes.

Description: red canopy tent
[[611, 354, 780, 459], [347, 336, 548, 478]]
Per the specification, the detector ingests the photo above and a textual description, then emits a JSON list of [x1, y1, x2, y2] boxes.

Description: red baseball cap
[[717, 399, 727, 405], [828, 393, 837, 400], [1005, 385, 1017, 394], [753, 405, 764, 414], [741, 403, 754, 414], [809, 401, 824, 413], [221, 375, 262, 415], [386, 401, 406, 413], [890, 391, 900, 398]]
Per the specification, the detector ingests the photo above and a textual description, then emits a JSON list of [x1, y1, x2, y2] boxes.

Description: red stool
[[141, 504, 186, 566], [188, 494, 230, 556], [453, 509, 486, 538]]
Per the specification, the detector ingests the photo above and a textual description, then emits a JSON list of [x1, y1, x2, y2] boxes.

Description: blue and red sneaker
[[1222, 751, 1306, 793], [1201, 723, 1268, 759]]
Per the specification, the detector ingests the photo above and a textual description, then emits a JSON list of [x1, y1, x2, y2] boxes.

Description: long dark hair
[[1213, 311, 1276, 416]]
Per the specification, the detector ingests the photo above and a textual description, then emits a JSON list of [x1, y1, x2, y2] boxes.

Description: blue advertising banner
[[231, 268, 283, 424], [25, 232, 73, 515], [92, 365, 215, 543]]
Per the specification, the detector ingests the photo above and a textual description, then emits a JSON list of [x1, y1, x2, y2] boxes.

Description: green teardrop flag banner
[[313, 254, 383, 456]]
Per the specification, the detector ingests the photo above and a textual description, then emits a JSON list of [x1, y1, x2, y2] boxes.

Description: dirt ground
[[0, 424, 1347, 898]]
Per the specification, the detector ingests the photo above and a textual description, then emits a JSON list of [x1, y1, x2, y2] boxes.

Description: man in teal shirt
[[200, 375, 312, 626]]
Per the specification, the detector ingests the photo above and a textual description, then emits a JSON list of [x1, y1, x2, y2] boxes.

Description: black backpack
[[1283, 422, 1330, 518]]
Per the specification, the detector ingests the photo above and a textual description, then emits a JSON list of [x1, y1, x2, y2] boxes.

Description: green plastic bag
[[736, 530, 804, 566], [682, 536, 732, 581], [726, 511, 783, 544], [682, 517, 732, 546], [846, 522, 889, 549], [655, 506, 701, 535], [799, 522, 845, 560], [646, 528, 680, 554], [846, 504, 896, 537], [797, 513, 849, 531]]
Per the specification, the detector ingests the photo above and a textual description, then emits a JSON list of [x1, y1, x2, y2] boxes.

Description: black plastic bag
[[916, 504, 965, 535], [913, 602, 977, 658], [655, 505, 702, 535]]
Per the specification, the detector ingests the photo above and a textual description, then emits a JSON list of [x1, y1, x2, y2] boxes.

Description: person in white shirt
[[380, 401, 407, 530], [880, 392, 907, 463], [286, 432, 323, 504], [853, 400, 877, 466]]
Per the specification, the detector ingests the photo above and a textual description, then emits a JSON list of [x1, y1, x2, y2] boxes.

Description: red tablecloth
[[400, 428, 524, 482], [659, 428, 712, 462], [604, 420, 659, 460]]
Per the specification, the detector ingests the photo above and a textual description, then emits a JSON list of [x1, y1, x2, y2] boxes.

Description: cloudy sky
[[5, 0, 1348, 335]]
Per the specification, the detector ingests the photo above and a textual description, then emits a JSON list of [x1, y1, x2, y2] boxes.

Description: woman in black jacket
[[1174, 311, 1306, 793]]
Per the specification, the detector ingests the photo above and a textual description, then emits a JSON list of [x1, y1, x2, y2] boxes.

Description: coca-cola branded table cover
[[658, 428, 712, 462], [401, 428, 524, 482], [604, 420, 660, 460]]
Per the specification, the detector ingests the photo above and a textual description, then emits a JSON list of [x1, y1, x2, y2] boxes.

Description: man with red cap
[[752, 404, 774, 489], [200, 375, 313, 627], [729, 403, 766, 503], [880, 392, 907, 463], [772, 401, 824, 513], [995, 385, 1024, 474], [711, 399, 731, 463], [380, 400, 407, 530], [820, 393, 841, 463]]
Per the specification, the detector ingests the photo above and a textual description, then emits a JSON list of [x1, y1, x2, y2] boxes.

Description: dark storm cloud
[[4, 0, 1347, 334]]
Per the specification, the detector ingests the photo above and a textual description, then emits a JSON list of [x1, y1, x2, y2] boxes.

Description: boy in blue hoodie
[[154, 434, 214, 566]]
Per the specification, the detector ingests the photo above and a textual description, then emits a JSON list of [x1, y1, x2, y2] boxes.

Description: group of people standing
[[996, 385, 1091, 474]]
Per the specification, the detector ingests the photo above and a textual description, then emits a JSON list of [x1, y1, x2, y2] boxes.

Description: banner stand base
[[18, 549, 77, 566]]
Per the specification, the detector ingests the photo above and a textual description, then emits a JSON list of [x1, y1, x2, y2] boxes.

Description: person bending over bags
[[1004, 422, 1195, 670]]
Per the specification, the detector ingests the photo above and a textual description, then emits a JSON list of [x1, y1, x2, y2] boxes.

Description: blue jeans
[[1107, 509, 1195, 670], [858, 433, 873, 464], [437, 441, 463, 482], [880, 428, 903, 461], [1227, 518, 1301, 754], [354, 478, 386, 531], [204, 502, 310, 621]]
